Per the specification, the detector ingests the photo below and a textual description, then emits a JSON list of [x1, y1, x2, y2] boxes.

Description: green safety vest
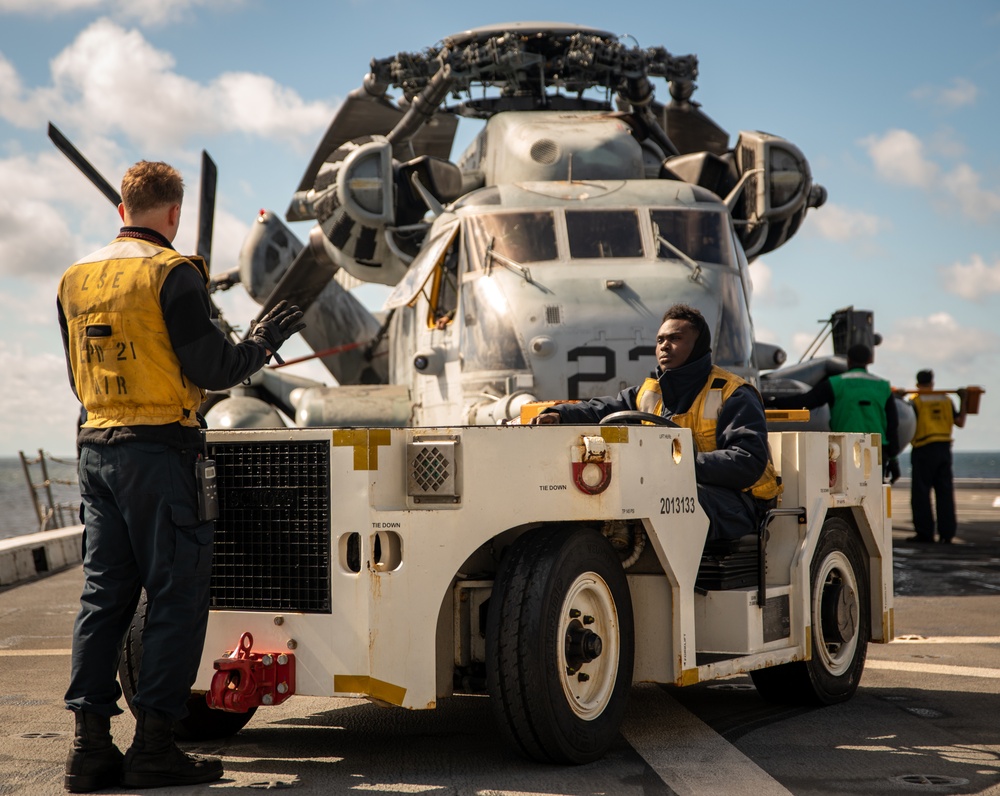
[[828, 369, 891, 439]]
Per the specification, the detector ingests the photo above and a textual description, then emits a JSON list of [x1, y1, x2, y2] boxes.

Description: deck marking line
[[0, 649, 72, 657], [867, 660, 1000, 679], [891, 636, 1000, 645], [621, 684, 793, 796]]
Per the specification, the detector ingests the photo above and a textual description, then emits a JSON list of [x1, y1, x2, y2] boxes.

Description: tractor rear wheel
[[750, 517, 870, 705]]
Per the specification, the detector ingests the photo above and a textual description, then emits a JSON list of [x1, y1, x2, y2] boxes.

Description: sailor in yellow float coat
[[533, 303, 779, 542], [60, 242, 212, 430], [906, 369, 967, 544], [57, 161, 305, 792]]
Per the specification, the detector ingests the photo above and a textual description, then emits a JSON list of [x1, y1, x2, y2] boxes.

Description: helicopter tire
[[485, 526, 634, 764], [750, 517, 869, 705], [599, 410, 678, 427], [119, 590, 256, 740]]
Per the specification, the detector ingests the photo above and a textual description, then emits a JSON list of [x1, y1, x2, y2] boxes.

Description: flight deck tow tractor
[[118, 417, 892, 764]]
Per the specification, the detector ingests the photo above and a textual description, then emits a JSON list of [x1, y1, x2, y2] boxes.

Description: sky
[[1, 0, 998, 456]]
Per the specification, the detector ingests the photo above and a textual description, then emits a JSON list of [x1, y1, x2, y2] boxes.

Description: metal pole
[[19, 451, 44, 529], [38, 449, 58, 531]]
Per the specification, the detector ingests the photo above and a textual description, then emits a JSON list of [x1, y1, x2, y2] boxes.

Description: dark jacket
[[546, 352, 769, 491]]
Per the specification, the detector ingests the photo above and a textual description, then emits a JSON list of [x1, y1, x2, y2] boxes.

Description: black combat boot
[[64, 711, 124, 793], [121, 711, 223, 788]]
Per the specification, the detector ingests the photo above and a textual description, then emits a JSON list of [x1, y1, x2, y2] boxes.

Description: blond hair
[[120, 161, 184, 216]]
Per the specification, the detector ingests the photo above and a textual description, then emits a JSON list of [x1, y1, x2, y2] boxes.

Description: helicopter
[[213, 21, 832, 430], [52, 22, 835, 430]]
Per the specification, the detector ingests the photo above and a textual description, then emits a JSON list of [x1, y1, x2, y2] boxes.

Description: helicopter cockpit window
[[384, 218, 460, 310], [565, 210, 643, 259], [650, 209, 734, 266], [465, 212, 558, 267], [428, 245, 459, 329], [714, 273, 754, 368]]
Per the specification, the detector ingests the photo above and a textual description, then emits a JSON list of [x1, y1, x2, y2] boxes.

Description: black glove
[[249, 300, 306, 364], [884, 456, 901, 485]]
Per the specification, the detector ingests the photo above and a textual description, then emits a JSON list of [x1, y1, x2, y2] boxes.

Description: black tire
[[118, 590, 256, 740], [485, 526, 634, 764], [750, 517, 870, 705]]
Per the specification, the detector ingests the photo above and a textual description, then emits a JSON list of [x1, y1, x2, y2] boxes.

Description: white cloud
[[881, 312, 999, 367], [0, 0, 101, 11], [748, 260, 773, 296], [0, 199, 81, 278], [941, 254, 1000, 301], [791, 331, 832, 361], [862, 129, 938, 188], [910, 78, 979, 111], [2, 19, 336, 153], [808, 202, 884, 241], [941, 163, 1000, 222], [0, 151, 128, 278], [0, 0, 243, 25], [863, 129, 1000, 222], [748, 260, 799, 311], [0, 340, 81, 456], [929, 128, 968, 159]]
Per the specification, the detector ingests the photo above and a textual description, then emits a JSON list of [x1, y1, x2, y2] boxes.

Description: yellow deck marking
[[334, 675, 407, 705], [333, 429, 392, 470]]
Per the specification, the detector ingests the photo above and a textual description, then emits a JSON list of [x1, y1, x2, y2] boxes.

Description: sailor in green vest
[[530, 303, 779, 543], [768, 343, 899, 470]]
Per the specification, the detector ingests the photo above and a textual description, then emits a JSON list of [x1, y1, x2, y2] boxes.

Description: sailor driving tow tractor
[[532, 303, 779, 542]]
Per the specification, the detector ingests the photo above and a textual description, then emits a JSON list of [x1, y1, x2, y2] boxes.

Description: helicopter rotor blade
[[288, 88, 458, 222], [292, 91, 404, 201], [47, 122, 122, 207], [244, 227, 338, 338], [197, 150, 217, 269], [660, 100, 730, 156]]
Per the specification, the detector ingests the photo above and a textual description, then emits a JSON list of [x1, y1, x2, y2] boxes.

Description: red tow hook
[[206, 632, 296, 712]]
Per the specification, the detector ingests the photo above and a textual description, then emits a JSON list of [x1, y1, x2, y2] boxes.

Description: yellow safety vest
[[59, 238, 209, 429], [636, 366, 781, 500], [908, 392, 955, 447]]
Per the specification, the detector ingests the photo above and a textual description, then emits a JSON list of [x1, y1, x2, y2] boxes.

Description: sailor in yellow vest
[[532, 303, 779, 542], [907, 369, 967, 544], [58, 161, 305, 792]]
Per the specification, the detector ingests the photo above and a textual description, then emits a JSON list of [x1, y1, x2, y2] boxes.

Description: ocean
[[1, 450, 998, 542], [1, 454, 81, 541]]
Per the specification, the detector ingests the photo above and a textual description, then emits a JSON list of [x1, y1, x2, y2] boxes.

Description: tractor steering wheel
[[598, 411, 678, 428]]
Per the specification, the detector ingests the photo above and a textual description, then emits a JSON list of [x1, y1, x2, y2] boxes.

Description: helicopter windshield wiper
[[485, 238, 534, 284], [655, 233, 702, 282]]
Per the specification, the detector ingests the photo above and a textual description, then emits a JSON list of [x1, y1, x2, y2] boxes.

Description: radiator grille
[[209, 440, 331, 613]]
